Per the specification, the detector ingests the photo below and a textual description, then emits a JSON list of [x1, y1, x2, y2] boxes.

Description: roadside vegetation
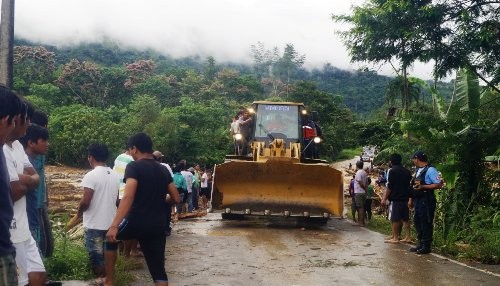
[[335, 147, 362, 161], [43, 217, 138, 284], [335, 0, 499, 264]]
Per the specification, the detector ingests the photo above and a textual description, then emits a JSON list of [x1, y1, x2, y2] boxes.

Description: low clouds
[[14, 0, 433, 78]]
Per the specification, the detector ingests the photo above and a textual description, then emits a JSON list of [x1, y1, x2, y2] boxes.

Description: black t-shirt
[[124, 158, 173, 232], [387, 164, 412, 202]]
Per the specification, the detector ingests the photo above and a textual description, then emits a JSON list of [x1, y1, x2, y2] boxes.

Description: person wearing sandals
[[381, 153, 412, 243]]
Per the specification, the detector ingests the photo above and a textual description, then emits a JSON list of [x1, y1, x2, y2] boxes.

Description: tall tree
[[0, 0, 15, 88], [251, 42, 305, 97], [203, 56, 218, 82], [334, 0, 500, 95], [275, 44, 305, 85], [250, 41, 273, 80], [13, 46, 56, 94], [333, 0, 445, 113], [431, 0, 500, 91], [55, 59, 107, 107]]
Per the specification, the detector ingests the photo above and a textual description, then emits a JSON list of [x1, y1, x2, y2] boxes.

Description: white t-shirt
[[230, 121, 240, 136], [3, 140, 33, 243], [181, 170, 193, 193], [354, 169, 368, 194], [161, 163, 174, 177], [80, 166, 119, 230], [201, 172, 208, 188], [113, 153, 133, 199]]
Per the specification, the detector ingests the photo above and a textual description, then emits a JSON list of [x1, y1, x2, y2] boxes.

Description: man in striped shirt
[[112, 151, 139, 257]]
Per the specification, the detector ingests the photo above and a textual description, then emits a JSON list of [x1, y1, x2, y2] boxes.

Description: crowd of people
[[350, 151, 443, 255], [0, 85, 215, 285], [1, 86, 61, 286], [76, 138, 214, 285]]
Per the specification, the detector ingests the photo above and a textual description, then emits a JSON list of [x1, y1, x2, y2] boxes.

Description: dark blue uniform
[[412, 165, 441, 252]]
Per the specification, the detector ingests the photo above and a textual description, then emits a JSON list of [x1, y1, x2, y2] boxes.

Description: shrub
[[49, 104, 127, 166], [335, 147, 362, 161], [44, 222, 93, 281]]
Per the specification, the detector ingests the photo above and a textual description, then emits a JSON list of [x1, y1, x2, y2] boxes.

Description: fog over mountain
[[13, 0, 434, 79]]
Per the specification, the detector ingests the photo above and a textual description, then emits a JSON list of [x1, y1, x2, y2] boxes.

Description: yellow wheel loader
[[211, 101, 343, 225]]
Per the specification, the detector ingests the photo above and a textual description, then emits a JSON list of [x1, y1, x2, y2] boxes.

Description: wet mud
[[44, 165, 500, 285], [150, 214, 500, 286]]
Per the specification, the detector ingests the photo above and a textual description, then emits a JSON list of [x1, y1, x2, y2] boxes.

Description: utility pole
[[0, 0, 15, 88]]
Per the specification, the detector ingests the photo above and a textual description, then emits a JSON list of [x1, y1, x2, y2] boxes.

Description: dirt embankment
[[44, 158, 382, 221], [46, 165, 88, 216], [45, 165, 207, 221], [332, 158, 386, 214]]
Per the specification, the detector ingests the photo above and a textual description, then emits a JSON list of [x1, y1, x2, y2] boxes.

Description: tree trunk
[[402, 66, 409, 113], [0, 0, 15, 88]]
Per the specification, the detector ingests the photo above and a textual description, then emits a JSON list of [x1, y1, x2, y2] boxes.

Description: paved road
[[60, 158, 499, 285], [125, 213, 500, 286]]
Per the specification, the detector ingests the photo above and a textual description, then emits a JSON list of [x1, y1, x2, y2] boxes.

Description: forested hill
[[15, 39, 395, 115], [308, 65, 391, 115]]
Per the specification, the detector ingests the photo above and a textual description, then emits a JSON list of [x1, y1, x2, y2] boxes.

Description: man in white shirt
[[230, 115, 242, 155], [4, 101, 47, 286], [353, 161, 368, 226], [77, 143, 119, 280], [200, 169, 210, 209], [0, 86, 21, 286]]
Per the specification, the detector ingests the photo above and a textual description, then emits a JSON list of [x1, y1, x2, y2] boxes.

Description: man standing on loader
[[239, 110, 253, 156]]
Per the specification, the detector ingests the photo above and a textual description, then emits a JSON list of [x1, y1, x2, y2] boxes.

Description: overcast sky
[[13, 0, 434, 79]]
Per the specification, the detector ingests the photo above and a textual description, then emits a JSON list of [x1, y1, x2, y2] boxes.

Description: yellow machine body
[[211, 101, 343, 220]]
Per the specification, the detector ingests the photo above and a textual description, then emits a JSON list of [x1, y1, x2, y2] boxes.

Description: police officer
[[409, 151, 442, 254]]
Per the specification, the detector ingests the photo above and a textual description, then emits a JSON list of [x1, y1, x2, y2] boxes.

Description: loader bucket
[[211, 159, 343, 218]]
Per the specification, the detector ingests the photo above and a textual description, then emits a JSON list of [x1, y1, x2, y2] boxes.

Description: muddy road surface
[[45, 164, 499, 285], [131, 214, 499, 286]]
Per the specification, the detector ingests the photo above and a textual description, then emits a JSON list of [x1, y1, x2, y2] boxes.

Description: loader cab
[[252, 102, 304, 146]]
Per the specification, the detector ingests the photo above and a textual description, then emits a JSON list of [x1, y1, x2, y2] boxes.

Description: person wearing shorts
[[382, 153, 412, 243], [353, 161, 368, 226], [0, 87, 22, 286], [105, 133, 180, 286], [199, 169, 211, 209], [77, 143, 119, 280], [4, 100, 47, 286]]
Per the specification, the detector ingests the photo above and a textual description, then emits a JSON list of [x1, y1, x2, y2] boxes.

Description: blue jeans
[[84, 228, 107, 268]]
